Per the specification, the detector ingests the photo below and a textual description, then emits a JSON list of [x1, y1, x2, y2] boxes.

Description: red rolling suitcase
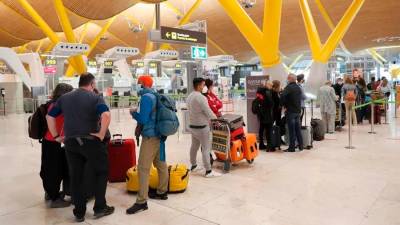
[[108, 134, 136, 182]]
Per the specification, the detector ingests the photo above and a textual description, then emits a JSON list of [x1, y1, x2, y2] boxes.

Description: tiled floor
[[1, 102, 400, 225]]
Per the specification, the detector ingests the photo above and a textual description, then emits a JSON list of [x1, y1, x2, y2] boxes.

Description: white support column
[[262, 63, 288, 82], [304, 61, 328, 97]]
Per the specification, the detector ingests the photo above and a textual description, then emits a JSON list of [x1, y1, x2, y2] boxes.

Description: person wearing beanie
[[126, 75, 169, 215]]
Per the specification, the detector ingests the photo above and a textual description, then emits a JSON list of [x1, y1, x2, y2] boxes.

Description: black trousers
[[259, 122, 273, 148], [40, 139, 69, 201], [65, 138, 108, 217]]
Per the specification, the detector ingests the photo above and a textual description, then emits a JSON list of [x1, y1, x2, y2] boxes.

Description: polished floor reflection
[[1, 105, 400, 225]]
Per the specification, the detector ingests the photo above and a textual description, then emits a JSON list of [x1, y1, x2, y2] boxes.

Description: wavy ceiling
[[0, 0, 399, 62]]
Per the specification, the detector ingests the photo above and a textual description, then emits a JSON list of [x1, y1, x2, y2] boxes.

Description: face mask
[[202, 86, 208, 94], [137, 85, 144, 95]]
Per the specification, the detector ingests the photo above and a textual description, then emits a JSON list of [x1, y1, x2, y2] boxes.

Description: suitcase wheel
[[246, 159, 254, 164]]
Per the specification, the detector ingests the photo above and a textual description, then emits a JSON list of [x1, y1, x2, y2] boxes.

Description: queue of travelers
[[35, 70, 392, 222]]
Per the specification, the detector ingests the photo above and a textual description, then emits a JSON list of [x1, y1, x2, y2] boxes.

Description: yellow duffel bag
[[168, 164, 189, 193], [126, 165, 159, 192]]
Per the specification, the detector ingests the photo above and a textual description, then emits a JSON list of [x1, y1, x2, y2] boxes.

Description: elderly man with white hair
[[318, 80, 337, 134]]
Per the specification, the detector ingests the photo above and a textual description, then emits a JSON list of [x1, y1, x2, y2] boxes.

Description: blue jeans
[[287, 112, 303, 149]]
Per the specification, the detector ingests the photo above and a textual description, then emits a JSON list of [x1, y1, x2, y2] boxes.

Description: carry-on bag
[[146, 164, 190, 193], [168, 164, 190, 193], [230, 127, 245, 141], [108, 134, 136, 182], [215, 139, 244, 162], [310, 119, 325, 141], [301, 126, 313, 149], [270, 125, 281, 149], [241, 133, 259, 163], [126, 165, 158, 192], [221, 114, 245, 130]]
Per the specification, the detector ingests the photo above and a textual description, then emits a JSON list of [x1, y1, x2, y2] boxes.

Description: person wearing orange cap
[[126, 75, 169, 215]]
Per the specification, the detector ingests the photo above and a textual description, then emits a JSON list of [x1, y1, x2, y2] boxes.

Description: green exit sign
[[191, 46, 207, 60]]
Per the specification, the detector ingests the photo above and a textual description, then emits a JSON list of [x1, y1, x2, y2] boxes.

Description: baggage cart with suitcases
[[108, 134, 136, 182], [211, 118, 256, 172]]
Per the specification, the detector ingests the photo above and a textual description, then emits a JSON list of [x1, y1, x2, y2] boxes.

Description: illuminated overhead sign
[[136, 62, 144, 68], [45, 59, 57, 66], [191, 46, 207, 60], [104, 61, 113, 67], [88, 60, 97, 67], [160, 26, 207, 45], [149, 62, 157, 68]]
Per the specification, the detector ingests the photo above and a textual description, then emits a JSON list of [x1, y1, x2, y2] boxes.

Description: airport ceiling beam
[[16, 0, 80, 72], [367, 49, 385, 66], [54, 0, 87, 74], [299, 0, 365, 63], [368, 48, 387, 63], [314, 0, 351, 55], [218, 0, 282, 67]]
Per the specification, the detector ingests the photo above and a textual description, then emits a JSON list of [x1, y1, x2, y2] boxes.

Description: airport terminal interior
[[1, 0, 400, 224]]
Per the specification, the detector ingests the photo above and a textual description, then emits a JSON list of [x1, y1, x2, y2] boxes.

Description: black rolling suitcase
[[270, 125, 281, 149]]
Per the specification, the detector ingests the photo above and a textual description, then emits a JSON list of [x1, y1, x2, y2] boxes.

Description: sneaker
[[284, 148, 296, 152], [205, 171, 222, 178], [126, 202, 148, 215], [190, 165, 203, 173], [44, 193, 50, 201], [50, 198, 71, 208], [94, 205, 115, 219], [75, 216, 85, 223], [259, 143, 267, 150], [148, 191, 168, 200]]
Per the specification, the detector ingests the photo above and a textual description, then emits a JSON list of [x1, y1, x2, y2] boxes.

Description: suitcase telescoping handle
[[112, 134, 124, 145]]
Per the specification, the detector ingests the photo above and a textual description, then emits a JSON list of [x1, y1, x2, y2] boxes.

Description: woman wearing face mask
[[203, 79, 223, 117]]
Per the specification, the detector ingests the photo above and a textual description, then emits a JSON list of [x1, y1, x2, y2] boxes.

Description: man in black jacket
[[281, 74, 303, 152], [254, 81, 275, 151]]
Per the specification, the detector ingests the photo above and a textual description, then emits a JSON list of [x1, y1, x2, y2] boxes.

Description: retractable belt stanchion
[[384, 98, 388, 124], [369, 101, 376, 134], [345, 104, 355, 149]]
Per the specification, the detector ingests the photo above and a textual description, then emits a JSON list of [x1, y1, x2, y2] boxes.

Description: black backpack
[[251, 98, 261, 115], [28, 102, 50, 140]]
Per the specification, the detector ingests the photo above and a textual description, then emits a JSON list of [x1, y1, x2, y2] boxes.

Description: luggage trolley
[[211, 116, 252, 172], [211, 119, 232, 172]]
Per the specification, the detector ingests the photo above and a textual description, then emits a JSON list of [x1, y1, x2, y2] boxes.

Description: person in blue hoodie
[[126, 75, 169, 215]]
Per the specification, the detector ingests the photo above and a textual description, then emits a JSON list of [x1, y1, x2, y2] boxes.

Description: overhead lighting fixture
[[239, 0, 256, 8], [373, 45, 400, 50]]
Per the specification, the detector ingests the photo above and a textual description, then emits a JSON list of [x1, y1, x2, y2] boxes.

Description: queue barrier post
[[368, 101, 376, 134], [345, 104, 355, 149]]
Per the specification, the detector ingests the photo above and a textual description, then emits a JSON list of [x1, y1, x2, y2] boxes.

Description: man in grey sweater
[[187, 78, 221, 178]]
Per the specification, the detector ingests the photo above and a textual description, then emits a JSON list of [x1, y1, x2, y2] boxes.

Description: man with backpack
[[46, 73, 114, 222], [126, 75, 170, 214]]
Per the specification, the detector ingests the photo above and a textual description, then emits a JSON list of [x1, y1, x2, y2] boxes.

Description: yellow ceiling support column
[[54, 0, 86, 74], [299, 0, 365, 62], [16, 0, 80, 71], [218, 0, 282, 67], [65, 16, 116, 77], [315, 0, 351, 55], [79, 23, 89, 43], [35, 39, 44, 52]]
